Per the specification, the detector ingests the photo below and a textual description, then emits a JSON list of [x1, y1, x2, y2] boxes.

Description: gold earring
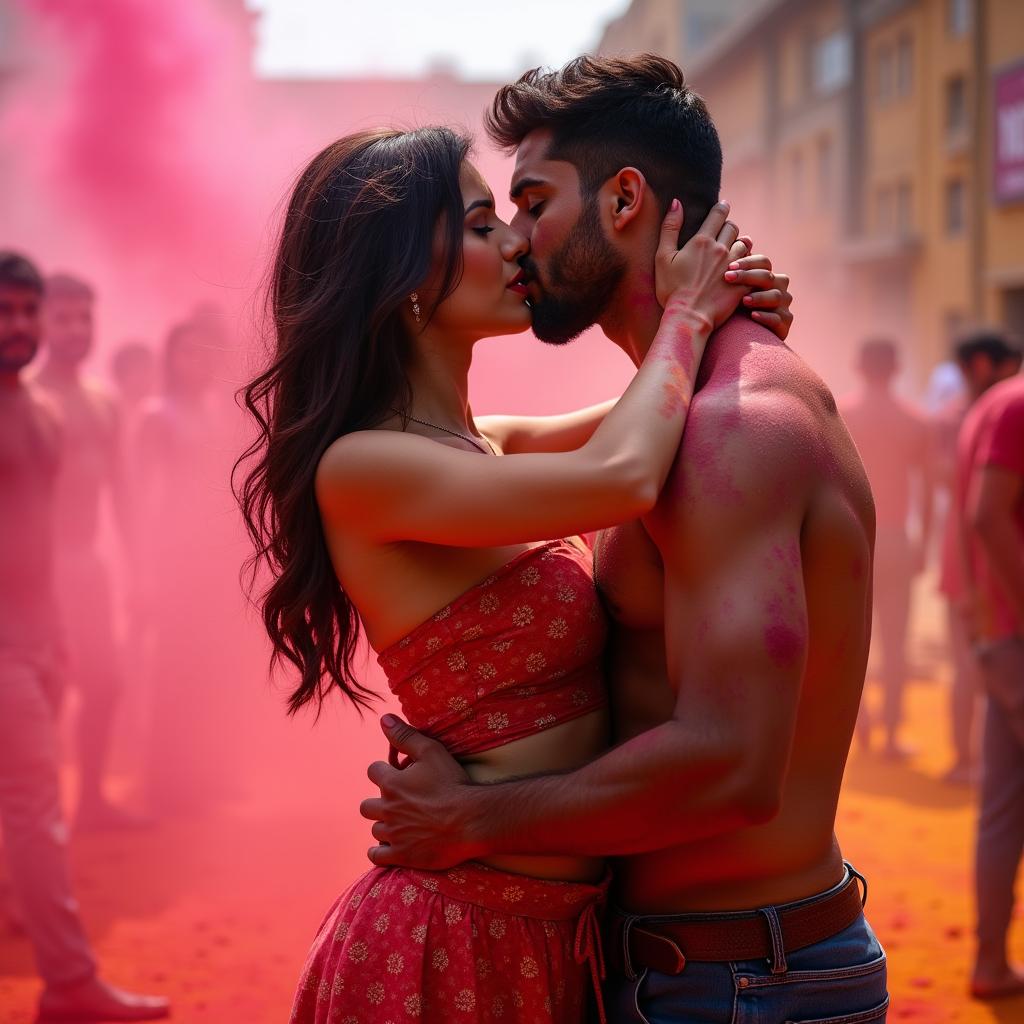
[[410, 292, 421, 324]]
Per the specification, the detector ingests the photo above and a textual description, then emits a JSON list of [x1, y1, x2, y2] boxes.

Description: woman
[[236, 127, 792, 1023]]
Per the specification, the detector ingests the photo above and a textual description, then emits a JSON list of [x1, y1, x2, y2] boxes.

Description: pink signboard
[[995, 61, 1024, 203]]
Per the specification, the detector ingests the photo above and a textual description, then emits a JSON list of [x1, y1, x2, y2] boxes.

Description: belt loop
[[620, 913, 640, 983], [845, 861, 868, 908], [758, 905, 788, 975]]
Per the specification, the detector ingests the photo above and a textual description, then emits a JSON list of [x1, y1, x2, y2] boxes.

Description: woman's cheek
[[463, 240, 502, 293]]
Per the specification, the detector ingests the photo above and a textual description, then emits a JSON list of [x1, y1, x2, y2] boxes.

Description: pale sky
[[249, 0, 632, 81]]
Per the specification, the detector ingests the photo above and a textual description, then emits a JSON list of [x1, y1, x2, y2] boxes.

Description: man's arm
[[362, 396, 811, 867], [969, 391, 1024, 628], [970, 465, 1024, 626], [916, 416, 936, 569]]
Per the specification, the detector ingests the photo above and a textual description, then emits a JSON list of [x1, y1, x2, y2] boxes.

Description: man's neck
[[597, 267, 663, 369], [862, 380, 894, 401], [36, 357, 80, 388], [0, 369, 24, 394]]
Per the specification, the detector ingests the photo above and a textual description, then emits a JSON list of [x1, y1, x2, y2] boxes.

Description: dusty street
[[2, 670, 1022, 1023]]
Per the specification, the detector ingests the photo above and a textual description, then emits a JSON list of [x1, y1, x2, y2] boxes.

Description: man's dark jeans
[[607, 868, 888, 1023]]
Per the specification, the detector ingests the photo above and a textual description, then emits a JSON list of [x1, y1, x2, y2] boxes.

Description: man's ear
[[603, 167, 650, 233]]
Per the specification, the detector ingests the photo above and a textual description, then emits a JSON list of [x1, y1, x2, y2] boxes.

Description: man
[[31, 273, 137, 829], [956, 372, 1024, 999], [0, 251, 168, 1021], [135, 316, 237, 814], [937, 332, 1021, 783], [109, 339, 156, 463], [840, 339, 933, 758], [361, 56, 885, 1022]]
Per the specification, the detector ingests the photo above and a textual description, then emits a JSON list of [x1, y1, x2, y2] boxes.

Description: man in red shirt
[[938, 333, 1021, 783], [959, 373, 1024, 998]]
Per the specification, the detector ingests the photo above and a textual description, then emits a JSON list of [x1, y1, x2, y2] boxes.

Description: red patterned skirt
[[289, 861, 610, 1023]]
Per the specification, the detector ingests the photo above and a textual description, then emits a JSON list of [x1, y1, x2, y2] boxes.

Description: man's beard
[[0, 335, 39, 373], [525, 198, 627, 346]]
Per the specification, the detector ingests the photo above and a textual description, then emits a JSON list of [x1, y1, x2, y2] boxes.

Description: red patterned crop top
[[376, 540, 609, 758]]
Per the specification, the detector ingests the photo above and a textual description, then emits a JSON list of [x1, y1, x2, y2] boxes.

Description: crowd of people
[[0, 249, 253, 1022], [841, 329, 1024, 997]]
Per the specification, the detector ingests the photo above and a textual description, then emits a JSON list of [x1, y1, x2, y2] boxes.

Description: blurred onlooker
[[937, 332, 1022, 783], [135, 315, 241, 815], [109, 339, 156, 447], [957, 372, 1024, 999], [30, 273, 140, 829], [0, 251, 168, 1022], [841, 339, 934, 758]]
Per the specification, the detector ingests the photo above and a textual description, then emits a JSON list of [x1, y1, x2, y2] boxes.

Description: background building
[[599, 0, 1024, 390]]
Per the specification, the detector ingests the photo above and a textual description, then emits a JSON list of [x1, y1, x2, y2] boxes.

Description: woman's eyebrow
[[464, 198, 494, 215]]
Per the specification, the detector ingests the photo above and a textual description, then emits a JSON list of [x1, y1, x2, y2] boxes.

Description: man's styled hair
[[45, 272, 95, 303], [486, 54, 722, 245], [955, 329, 1018, 367], [0, 251, 44, 293]]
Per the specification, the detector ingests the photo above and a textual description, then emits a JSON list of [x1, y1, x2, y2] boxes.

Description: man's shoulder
[[984, 375, 1024, 419], [25, 381, 63, 427], [963, 377, 1024, 446], [696, 344, 835, 441]]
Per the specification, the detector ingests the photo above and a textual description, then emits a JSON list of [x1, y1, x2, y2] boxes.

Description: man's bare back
[[596, 315, 874, 912]]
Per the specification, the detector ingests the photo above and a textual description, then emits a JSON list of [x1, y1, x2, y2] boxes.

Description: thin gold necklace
[[401, 413, 495, 455]]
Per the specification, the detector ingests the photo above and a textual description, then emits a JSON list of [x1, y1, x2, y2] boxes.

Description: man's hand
[[360, 715, 482, 869]]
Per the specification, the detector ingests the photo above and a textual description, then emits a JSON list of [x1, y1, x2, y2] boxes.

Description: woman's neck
[[403, 330, 477, 432]]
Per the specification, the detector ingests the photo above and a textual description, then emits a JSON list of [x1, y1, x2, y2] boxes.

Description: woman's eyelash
[[472, 226, 494, 236], [529, 202, 545, 216]]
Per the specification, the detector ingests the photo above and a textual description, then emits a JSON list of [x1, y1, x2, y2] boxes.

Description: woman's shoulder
[[319, 426, 429, 471], [315, 427, 437, 511]]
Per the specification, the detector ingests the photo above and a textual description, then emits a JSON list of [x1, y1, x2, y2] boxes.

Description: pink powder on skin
[[655, 321, 698, 421], [659, 364, 692, 420], [764, 623, 805, 668]]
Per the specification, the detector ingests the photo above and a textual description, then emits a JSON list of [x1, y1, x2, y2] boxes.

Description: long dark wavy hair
[[235, 127, 472, 715]]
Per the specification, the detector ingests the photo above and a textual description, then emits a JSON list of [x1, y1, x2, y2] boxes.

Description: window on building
[[877, 44, 894, 103], [896, 180, 913, 235], [946, 75, 968, 137], [817, 135, 834, 209], [946, 178, 966, 235], [876, 184, 894, 234], [896, 33, 914, 98], [812, 30, 852, 96], [948, 0, 971, 36]]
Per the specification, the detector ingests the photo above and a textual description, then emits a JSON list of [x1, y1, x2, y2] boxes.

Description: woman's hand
[[654, 200, 751, 329], [725, 254, 794, 341]]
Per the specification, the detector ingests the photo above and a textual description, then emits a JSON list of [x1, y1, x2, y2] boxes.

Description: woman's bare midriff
[[456, 708, 609, 883]]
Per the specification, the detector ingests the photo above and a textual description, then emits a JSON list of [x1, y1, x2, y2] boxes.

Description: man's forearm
[[979, 519, 1024, 630], [461, 720, 759, 859]]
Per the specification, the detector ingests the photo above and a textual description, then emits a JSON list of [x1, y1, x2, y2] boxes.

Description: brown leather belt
[[608, 872, 865, 977]]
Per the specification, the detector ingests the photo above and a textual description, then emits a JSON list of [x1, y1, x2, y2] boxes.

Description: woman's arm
[[479, 256, 792, 456], [477, 400, 618, 455], [316, 201, 745, 549]]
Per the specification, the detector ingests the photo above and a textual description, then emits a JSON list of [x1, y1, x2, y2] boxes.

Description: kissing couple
[[238, 53, 886, 1024]]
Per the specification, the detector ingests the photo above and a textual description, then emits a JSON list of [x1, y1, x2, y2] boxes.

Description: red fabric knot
[[574, 901, 607, 1024]]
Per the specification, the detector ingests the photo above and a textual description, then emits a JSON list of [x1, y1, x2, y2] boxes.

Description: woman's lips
[[506, 269, 529, 297]]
